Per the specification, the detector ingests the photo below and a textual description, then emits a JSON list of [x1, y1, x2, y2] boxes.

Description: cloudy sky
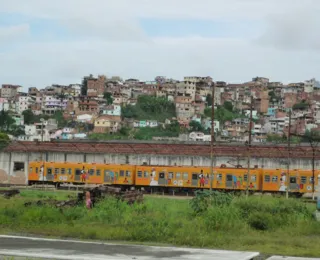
[[0, 0, 319, 89]]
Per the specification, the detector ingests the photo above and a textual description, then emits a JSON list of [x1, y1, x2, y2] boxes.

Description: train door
[[46, 168, 54, 181], [191, 173, 198, 187], [158, 171, 166, 185], [74, 168, 81, 181], [289, 176, 298, 191], [104, 169, 111, 183], [226, 174, 233, 188]]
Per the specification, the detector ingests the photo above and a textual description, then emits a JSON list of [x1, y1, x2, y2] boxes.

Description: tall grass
[[0, 191, 319, 257]]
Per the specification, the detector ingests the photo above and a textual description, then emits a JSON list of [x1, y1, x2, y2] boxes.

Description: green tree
[[206, 94, 212, 107], [103, 92, 113, 105], [53, 111, 67, 128], [0, 110, 15, 132], [189, 120, 204, 132], [0, 132, 10, 149], [22, 109, 35, 124], [223, 101, 233, 112]]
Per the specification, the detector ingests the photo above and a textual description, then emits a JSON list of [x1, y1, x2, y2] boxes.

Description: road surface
[[0, 235, 260, 260]]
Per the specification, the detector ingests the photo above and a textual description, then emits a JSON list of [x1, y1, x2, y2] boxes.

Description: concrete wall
[[0, 151, 319, 185]]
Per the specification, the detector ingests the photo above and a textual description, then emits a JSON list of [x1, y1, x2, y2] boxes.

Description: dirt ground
[[0, 170, 26, 185]]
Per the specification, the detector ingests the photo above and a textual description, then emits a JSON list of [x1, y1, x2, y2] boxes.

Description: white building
[[189, 132, 211, 142], [17, 96, 31, 113], [0, 98, 9, 111]]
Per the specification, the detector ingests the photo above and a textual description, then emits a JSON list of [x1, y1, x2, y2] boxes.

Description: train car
[[262, 168, 318, 195], [28, 161, 45, 184], [135, 165, 212, 191], [214, 166, 263, 192], [100, 163, 136, 187]]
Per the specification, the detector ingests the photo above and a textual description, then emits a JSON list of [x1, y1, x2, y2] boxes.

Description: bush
[[190, 190, 234, 214], [248, 212, 273, 231]]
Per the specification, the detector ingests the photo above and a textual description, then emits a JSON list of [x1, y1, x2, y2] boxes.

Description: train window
[[104, 170, 110, 176], [301, 176, 307, 184], [47, 168, 52, 175], [89, 169, 95, 176], [183, 173, 188, 180], [120, 170, 124, 177], [36, 167, 38, 174], [144, 171, 149, 178], [217, 174, 222, 181], [272, 176, 278, 182], [264, 175, 270, 182], [309, 177, 314, 184], [96, 170, 101, 176], [61, 168, 65, 174], [54, 168, 60, 174], [244, 175, 248, 181], [29, 167, 32, 173], [168, 172, 173, 179], [251, 175, 256, 182], [126, 171, 131, 177], [290, 177, 296, 184], [75, 169, 81, 175], [137, 171, 142, 177], [176, 172, 181, 179], [68, 168, 72, 175]]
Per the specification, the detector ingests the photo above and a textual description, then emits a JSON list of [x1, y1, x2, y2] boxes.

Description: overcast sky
[[0, 0, 319, 89]]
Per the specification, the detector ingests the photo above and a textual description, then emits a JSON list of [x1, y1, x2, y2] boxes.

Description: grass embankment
[[0, 191, 320, 257]]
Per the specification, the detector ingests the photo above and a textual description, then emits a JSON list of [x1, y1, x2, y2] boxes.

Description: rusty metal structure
[[3, 140, 320, 159]]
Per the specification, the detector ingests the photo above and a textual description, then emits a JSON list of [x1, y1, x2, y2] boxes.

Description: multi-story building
[[87, 75, 106, 98], [1, 84, 20, 99], [17, 96, 31, 113], [42, 96, 67, 115], [93, 115, 121, 134]]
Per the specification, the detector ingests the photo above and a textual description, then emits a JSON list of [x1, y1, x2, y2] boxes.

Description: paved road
[[0, 235, 259, 260]]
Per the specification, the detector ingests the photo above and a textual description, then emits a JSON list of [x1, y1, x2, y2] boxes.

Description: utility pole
[[246, 96, 253, 198], [210, 82, 215, 191], [286, 110, 291, 199]]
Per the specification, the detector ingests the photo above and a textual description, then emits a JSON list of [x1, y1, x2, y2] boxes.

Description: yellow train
[[28, 161, 319, 196]]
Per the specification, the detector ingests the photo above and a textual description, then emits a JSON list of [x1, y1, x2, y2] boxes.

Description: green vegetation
[[293, 100, 309, 110], [204, 102, 245, 124], [22, 109, 67, 128], [134, 121, 180, 140], [122, 95, 176, 122], [0, 190, 319, 257], [88, 127, 131, 141], [0, 110, 24, 137], [103, 92, 113, 105], [267, 134, 301, 144], [0, 132, 10, 150], [189, 120, 206, 132]]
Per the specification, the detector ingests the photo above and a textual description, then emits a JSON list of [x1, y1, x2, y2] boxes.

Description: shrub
[[190, 190, 234, 214]]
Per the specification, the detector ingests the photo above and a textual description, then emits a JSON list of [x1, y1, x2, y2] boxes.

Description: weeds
[[0, 191, 319, 257]]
